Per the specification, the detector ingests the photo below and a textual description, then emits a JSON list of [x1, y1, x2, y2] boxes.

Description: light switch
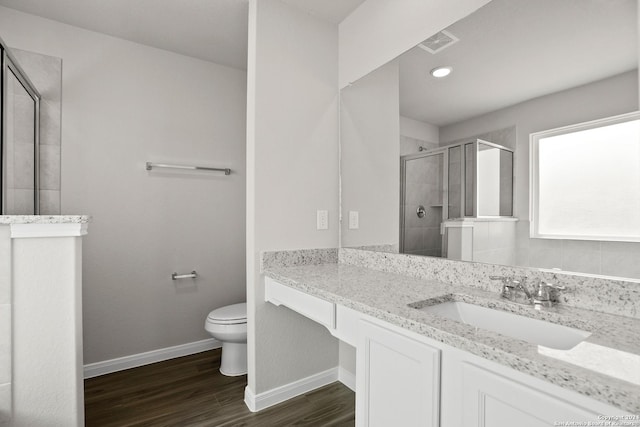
[[349, 211, 359, 229], [317, 210, 329, 230]]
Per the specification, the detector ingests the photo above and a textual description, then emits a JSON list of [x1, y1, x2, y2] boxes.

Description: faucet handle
[[540, 281, 565, 291], [536, 280, 565, 295], [490, 276, 516, 299], [533, 281, 565, 308]]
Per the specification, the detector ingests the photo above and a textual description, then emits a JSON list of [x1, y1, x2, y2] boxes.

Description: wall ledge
[[10, 222, 88, 238]]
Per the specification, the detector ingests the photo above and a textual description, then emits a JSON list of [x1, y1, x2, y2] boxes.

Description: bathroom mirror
[[340, 0, 640, 279]]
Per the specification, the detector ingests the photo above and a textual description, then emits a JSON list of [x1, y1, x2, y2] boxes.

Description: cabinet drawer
[[264, 277, 335, 329]]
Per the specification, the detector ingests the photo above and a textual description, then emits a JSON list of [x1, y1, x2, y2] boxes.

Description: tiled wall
[[11, 49, 62, 215], [472, 220, 517, 265], [516, 220, 640, 279], [403, 154, 443, 257], [3, 71, 37, 214], [0, 226, 10, 423]]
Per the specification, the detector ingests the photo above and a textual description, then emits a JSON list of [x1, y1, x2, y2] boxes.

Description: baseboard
[[338, 367, 356, 391], [244, 367, 339, 412], [84, 338, 221, 379]]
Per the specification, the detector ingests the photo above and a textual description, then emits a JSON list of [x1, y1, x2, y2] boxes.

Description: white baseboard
[[244, 367, 339, 412], [84, 338, 221, 379], [338, 367, 356, 392]]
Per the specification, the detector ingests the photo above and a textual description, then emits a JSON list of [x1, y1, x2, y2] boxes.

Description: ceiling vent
[[418, 30, 459, 54]]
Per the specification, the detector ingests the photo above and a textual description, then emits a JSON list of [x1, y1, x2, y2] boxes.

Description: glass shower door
[[1, 40, 40, 214], [3, 69, 37, 214], [400, 152, 445, 257]]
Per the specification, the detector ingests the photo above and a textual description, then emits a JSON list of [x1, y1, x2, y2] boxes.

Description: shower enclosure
[[400, 151, 446, 257], [0, 35, 41, 215], [400, 139, 514, 257]]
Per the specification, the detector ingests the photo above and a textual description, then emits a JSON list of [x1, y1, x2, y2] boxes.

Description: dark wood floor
[[85, 349, 355, 427]]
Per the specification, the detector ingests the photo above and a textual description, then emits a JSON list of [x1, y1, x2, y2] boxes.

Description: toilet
[[204, 302, 247, 376]]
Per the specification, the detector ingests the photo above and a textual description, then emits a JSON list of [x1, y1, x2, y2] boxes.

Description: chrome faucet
[[489, 275, 512, 298], [489, 276, 565, 309], [532, 280, 566, 310], [490, 276, 529, 302]]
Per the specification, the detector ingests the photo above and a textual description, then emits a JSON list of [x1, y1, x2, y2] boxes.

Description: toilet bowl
[[205, 302, 247, 376]]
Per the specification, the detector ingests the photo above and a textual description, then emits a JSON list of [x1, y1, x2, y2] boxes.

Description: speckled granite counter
[[0, 215, 90, 224], [263, 252, 640, 414]]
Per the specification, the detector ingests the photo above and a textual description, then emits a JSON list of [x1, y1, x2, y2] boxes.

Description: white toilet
[[204, 302, 247, 376]]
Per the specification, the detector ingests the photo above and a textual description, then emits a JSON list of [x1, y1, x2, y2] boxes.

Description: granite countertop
[[264, 262, 640, 414], [0, 215, 90, 224]]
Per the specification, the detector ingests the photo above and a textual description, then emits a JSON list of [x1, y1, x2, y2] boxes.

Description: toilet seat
[[207, 302, 247, 325]]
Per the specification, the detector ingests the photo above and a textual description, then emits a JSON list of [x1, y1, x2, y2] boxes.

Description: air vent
[[418, 30, 459, 54]]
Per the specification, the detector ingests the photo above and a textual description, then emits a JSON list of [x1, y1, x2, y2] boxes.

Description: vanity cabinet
[[456, 362, 600, 427], [264, 278, 633, 426], [356, 320, 440, 427]]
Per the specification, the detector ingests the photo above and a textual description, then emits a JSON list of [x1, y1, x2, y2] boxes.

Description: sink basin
[[416, 301, 590, 350]]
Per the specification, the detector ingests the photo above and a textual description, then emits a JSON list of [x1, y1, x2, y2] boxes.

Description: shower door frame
[[0, 35, 42, 215], [399, 148, 449, 255], [464, 139, 515, 218]]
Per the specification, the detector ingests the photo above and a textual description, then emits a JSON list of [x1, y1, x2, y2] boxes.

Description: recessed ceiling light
[[430, 66, 452, 78]]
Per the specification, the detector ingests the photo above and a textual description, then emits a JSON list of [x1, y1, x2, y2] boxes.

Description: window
[[530, 111, 640, 242]]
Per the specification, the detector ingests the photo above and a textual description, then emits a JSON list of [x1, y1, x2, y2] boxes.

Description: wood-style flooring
[[85, 349, 355, 427]]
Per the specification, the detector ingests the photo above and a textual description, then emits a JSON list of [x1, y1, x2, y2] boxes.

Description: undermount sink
[[415, 301, 591, 350]]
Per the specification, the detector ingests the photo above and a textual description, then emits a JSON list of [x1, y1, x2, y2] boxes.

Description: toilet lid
[[207, 302, 247, 324]]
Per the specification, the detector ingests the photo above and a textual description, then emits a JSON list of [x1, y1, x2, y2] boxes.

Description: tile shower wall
[[403, 154, 443, 257], [11, 49, 62, 214], [3, 71, 36, 214], [0, 226, 10, 424]]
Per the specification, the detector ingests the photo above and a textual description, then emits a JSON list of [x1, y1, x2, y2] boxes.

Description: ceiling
[[0, 0, 365, 70], [399, 0, 638, 127]]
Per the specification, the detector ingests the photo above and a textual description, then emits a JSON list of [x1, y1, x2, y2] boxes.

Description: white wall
[[0, 7, 247, 364], [338, 0, 491, 88], [400, 116, 439, 143], [341, 60, 400, 248], [247, 0, 339, 395], [400, 116, 440, 155], [441, 71, 639, 277]]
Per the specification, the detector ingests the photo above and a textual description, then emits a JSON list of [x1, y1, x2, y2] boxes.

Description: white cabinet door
[[357, 320, 441, 427], [461, 362, 601, 427]]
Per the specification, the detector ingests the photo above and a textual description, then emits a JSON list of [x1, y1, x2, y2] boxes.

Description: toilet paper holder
[[172, 271, 198, 280]]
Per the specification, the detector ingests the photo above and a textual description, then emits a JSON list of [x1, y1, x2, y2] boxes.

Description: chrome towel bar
[[146, 162, 231, 175], [172, 271, 197, 280]]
